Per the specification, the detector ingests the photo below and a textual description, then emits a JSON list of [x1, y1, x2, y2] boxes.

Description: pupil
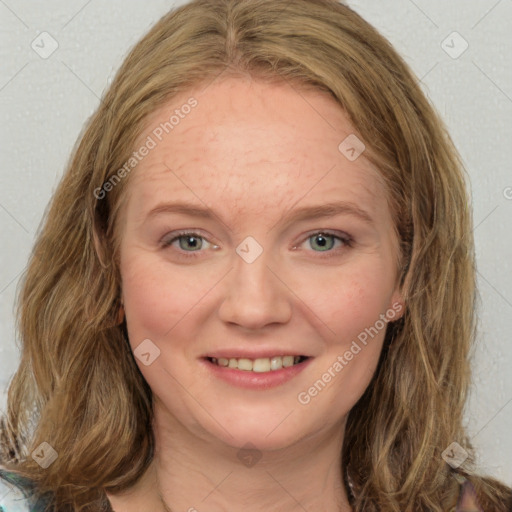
[[182, 235, 200, 250], [313, 233, 332, 251]]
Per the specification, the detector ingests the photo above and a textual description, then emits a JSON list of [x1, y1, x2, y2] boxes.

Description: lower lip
[[201, 358, 312, 389]]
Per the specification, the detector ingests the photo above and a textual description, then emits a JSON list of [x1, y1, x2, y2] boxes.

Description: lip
[[200, 356, 312, 390], [202, 349, 312, 359]]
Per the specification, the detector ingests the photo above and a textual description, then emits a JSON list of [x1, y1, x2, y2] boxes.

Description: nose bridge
[[218, 235, 291, 329], [234, 236, 274, 293]]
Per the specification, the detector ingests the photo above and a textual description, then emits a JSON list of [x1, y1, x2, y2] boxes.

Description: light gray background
[[0, 0, 511, 484]]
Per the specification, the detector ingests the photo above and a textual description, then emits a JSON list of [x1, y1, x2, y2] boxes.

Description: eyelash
[[160, 229, 353, 260]]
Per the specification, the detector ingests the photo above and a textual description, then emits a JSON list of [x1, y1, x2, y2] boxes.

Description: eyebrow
[[145, 200, 374, 226]]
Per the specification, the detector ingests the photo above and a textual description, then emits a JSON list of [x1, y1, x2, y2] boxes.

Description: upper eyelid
[[162, 229, 217, 245]]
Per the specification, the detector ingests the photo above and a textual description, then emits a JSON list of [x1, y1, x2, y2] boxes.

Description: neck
[[147, 402, 352, 512]]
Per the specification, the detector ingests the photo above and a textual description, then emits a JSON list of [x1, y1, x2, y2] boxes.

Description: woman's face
[[117, 76, 403, 450]]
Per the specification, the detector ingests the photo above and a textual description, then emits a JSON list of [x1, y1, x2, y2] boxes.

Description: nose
[[217, 245, 292, 331]]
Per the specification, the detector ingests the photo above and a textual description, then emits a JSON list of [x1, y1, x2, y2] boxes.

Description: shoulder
[[0, 468, 49, 512], [451, 474, 512, 512], [449, 477, 481, 511], [0, 469, 32, 512]]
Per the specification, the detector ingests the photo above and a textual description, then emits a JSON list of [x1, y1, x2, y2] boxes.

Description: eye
[[160, 229, 353, 260], [295, 230, 352, 258], [161, 230, 218, 258]]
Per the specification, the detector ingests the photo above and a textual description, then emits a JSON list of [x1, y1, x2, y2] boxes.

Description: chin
[[212, 424, 303, 453], [193, 405, 325, 454]]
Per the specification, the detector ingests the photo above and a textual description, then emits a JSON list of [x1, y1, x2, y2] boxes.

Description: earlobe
[[393, 301, 405, 321], [117, 303, 125, 325], [390, 290, 405, 321]]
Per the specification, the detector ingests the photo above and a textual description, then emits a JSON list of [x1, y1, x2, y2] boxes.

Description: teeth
[[253, 358, 271, 372], [282, 355, 295, 367], [237, 358, 253, 371], [270, 356, 282, 371], [210, 355, 304, 372]]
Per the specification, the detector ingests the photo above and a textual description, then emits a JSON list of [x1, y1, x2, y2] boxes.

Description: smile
[[208, 355, 308, 372]]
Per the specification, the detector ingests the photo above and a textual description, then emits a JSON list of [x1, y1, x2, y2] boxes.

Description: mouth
[[201, 353, 312, 389], [205, 355, 309, 373]]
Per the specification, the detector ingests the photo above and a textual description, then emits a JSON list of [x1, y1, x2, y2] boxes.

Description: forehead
[[122, 77, 389, 224]]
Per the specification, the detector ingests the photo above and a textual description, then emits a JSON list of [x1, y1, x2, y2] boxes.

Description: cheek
[[303, 265, 396, 406], [293, 261, 396, 344], [120, 252, 212, 339]]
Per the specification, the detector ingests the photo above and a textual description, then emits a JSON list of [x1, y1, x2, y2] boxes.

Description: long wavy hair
[[1, 0, 510, 510]]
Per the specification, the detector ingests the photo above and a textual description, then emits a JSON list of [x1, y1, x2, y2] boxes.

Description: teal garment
[[0, 470, 50, 512]]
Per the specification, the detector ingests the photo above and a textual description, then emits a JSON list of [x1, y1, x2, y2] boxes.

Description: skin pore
[[108, 76, 404, 512]]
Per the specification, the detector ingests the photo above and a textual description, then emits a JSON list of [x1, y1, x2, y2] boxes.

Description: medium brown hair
[[1, 0, 510, 510]]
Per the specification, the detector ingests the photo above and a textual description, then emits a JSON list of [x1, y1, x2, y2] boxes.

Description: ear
[[388, 288, 405, 321], [116, 303, 125, 325]]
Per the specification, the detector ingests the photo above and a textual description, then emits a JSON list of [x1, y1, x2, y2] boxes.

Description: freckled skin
[[114, 76, 404, 511]]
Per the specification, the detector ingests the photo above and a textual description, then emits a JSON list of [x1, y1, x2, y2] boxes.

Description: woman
[[0, 0, 510, 510]]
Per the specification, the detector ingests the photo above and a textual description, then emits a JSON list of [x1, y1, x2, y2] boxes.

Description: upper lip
[[202, 349, 312, 359]]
